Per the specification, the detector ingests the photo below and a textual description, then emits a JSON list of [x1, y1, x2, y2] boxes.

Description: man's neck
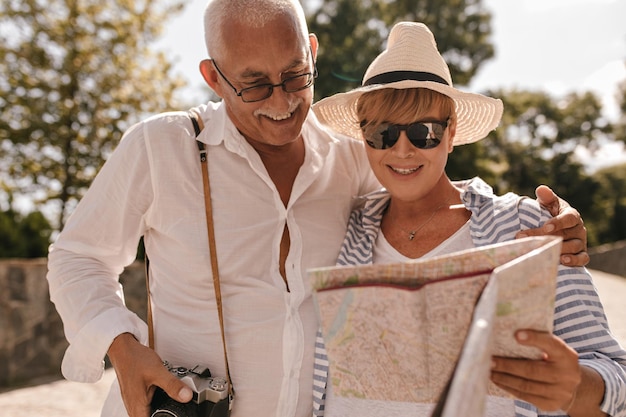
[[255, 137, 305, 207]]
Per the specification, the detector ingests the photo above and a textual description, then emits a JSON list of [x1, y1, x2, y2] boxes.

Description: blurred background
[[1, 0, 625, 253]]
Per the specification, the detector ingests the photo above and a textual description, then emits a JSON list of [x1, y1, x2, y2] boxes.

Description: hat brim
[[313, 81, 503, 146]]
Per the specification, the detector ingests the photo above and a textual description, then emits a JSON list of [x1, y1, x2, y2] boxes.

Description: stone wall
[[1, 241, 625, 388], [0, 259, 64, 387], [0, 259, 146, 388], [588, 240, 626, 277]]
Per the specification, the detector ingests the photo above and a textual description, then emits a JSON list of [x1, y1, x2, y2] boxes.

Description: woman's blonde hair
[[357, 88, 456, 131]]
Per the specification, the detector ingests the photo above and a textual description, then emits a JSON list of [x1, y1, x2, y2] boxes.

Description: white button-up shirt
[[47, 102, 379, 417]]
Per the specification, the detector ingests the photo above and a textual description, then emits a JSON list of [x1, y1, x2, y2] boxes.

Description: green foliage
[[589, 163, 626, 244], [0, 0, 186, 229], [614, 76, 626, 145], [305, 1, 625, 246], [0, 0, 624, 252], [307, 0, 494, 100], [447, 88, 619, 246], [0, 209, 52, 258]]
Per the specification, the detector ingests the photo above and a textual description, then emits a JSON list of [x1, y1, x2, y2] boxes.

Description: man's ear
[[199, 59, 223, 97], [309, 33, 319, 62]]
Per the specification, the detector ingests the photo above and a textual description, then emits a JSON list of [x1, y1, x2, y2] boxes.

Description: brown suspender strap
[[145, 108, 234, 400], [146, 255, 154, 349], [189, 109, 235, 399]]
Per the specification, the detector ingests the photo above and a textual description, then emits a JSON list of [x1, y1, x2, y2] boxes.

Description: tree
[[454, 88, 612, 245], [306, 0, 495, 100], [588, 163, 626, 244], [304, 0, 626, 246], [614, 73, 626, 145], [0, 0, 186, 229], [0, 209, 52, 258]]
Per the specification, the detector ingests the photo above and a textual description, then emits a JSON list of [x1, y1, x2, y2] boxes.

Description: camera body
[[150, 361, 231, 417]]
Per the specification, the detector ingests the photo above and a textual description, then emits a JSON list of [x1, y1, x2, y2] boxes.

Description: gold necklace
[[395, 197, 452, 241]]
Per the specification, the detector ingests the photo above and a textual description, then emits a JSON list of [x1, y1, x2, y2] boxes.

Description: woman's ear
[[199, 59, 224, 97]]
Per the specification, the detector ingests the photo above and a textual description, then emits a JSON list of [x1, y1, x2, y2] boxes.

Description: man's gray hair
[[204, 0, 309, 60]]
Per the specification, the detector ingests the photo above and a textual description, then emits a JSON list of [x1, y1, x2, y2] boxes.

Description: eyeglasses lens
[[240, 73, 316, 102]]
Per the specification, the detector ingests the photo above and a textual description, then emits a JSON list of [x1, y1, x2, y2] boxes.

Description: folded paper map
[[309, 236, 562, 416]]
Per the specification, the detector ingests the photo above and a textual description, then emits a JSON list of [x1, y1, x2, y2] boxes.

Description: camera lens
[[151, 399, 197, 417], [151, 410, 177, 417], [151, 388, 198, 417]]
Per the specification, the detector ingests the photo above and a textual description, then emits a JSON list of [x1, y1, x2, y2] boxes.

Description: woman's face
[[363, 105, 456, 204]]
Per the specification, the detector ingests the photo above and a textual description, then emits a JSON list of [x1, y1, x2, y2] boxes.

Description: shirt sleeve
[[47, 120, 153, 382], [553, 266, 626, 417], [515, 196, 626, 416]]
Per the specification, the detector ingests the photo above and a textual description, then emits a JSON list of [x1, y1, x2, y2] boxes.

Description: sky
[[157, 0, 626, 170]]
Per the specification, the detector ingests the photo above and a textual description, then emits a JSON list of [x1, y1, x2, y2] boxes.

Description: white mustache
[[253, 97, 303, 120]]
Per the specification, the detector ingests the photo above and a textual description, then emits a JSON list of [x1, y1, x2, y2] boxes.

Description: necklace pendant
[[408, 231, 416, 241]]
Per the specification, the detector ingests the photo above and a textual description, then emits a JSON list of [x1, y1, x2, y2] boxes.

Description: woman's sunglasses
[[361, 120, 449, 150]]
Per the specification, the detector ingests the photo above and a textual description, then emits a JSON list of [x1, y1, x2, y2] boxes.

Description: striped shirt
[[314, 177, 626, 417]]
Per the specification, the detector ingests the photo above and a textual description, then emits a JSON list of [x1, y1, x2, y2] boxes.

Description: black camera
[[150, 361, 231, 417]]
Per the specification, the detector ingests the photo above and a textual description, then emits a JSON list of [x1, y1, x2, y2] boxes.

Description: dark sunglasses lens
[[406, 123, 429, 140], [406, 123, 442, 149], [382, 125, 400, 149], [365, 124, 392, 149]]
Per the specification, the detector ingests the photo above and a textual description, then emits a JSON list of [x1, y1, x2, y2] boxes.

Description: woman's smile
[[388, 164, 423, 175]]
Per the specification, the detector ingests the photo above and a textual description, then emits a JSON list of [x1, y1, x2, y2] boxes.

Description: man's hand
[[491, 330, 581, 412], [107, 333, 193, 417], [516, 185, 589, 267]]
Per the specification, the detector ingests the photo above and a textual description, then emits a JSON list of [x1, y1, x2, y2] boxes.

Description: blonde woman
[[313, 22, 626, 417]]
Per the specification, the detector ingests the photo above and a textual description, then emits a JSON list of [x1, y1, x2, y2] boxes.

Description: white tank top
[[373, 220, 474, 264]]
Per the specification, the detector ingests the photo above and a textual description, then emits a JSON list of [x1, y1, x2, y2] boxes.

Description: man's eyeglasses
[[361, 120, 449, 150], [211, 55, 318, 103]]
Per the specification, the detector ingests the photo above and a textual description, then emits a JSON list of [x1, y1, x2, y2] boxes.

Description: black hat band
[[363, 71, 449, 87]]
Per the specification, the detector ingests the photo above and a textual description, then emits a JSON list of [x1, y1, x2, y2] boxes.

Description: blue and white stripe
[[316, 176, 626, 417], [313, 329, 328, 416]]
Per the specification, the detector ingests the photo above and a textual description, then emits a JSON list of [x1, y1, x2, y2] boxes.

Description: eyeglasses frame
[[211, 48, 318, 103]]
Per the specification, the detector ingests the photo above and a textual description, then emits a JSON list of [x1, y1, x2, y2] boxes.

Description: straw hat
[[313, 21, 503, 146]]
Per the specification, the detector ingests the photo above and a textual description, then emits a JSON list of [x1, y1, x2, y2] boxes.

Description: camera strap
[[145, 108, 235, 403], [189, 108, 235, 401]]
